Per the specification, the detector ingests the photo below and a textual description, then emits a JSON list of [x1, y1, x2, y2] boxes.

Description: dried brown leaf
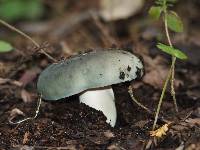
[[9, 108, 25, 123], [104, 130, 115, 138], [0, 77, 23, 86], [21, 89, 33, 103], [142, 55, 183, 89], [22, 131, 30, 145], [0, 78, 10, 84], [19, 67, 41, 87], [107, 144, 121, 150], [142, 55, 169, 89], [185, 118, 200, 126], [10, 108, 25, 117], [185, 143, 200, 150]]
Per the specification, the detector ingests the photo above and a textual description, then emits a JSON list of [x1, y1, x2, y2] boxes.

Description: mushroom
[[37, 50, 144, 127]]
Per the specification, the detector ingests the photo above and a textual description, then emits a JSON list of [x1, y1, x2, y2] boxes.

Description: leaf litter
[[0, 0, 199, 149]]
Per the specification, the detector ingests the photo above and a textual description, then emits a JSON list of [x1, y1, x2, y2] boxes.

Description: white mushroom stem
[[79, 86, 117, 127]]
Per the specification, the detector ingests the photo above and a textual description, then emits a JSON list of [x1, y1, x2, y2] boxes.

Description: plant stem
[[170, 57, 178, 112], [152, 8, 179, 130], [164, 15, 172, 47], [152, 62, 172, 130], [164, 12, 178, 112], [128, 86, 152, 114], [9, 95, 42, 124], [0, 19, 57, 62]]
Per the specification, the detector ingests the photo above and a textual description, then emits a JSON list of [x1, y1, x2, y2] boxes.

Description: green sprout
[[148, 0, 188, 130]]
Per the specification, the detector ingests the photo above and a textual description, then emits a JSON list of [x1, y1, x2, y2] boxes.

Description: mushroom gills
[[79, 86, 117, 127]]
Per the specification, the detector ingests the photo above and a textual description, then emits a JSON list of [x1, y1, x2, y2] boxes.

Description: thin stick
[[90, 13, 117, 46], [170, 57, 178, 112], [9, 95, 42, 124], [164, 12, 178, 112], [152, 62, 172, 130], [0, 19, 57, 62], [128, 86, 152, 114], [152, 57, 177, 130], [164, 15, 173, 47]]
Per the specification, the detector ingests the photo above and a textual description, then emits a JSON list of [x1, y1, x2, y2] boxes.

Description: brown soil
[[0, 0, 200, 149]]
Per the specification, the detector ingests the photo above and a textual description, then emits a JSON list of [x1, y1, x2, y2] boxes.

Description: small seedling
[[148, 0, 188, 131]]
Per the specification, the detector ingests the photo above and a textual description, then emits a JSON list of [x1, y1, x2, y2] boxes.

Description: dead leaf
[[185, 118, 200, 126], [21, 89, 33, 103], [142, 55, 183, 89], [60, 41, 77, 56], [100, 0, 144, 21], [22, 131, 30, 144], [19, 67, 41, 87], [9, 108, 25, 123], [0, 78, 10, 84], [171, 124, 189, 131], [150, 123, 171, 138], [143, 55, 169, 89], [0, 77, 23, 86], [87, 131, 114, 145], [134, 120, 148, 128], [107, 144, 121, 150], [185, 143, 200, 150], [104, 130, 114, 138]]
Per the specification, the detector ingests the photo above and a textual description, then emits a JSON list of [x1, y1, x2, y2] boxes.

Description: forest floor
[[0, 0, 200, 149]]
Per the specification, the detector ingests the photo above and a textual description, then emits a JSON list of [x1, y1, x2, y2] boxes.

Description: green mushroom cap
[[37, 50, 143, 100]]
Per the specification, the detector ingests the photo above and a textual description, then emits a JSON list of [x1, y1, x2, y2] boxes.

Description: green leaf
[[0, 0, 44, 22], [157, 43, 188, 60], [166, 11, 183, 32], [149, 6, 162, 20], [0, 40, 13, 52]]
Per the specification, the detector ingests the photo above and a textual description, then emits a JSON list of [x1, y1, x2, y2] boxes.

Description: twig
[[170, 57, 178, 112], [90, 12, 117, 46], [181, 110, 193, 122], [0, 19, 57, 62], [9, 94, 42, 124], [152, 61, 173, 130], [128, 86, 153, 114], [164, 15, 173, 48], [128, 86, 172, 125], [164, 14, 178, 112]]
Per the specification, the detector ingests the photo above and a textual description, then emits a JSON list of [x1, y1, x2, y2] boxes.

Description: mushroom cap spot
[[37, 50, 143, 100]]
